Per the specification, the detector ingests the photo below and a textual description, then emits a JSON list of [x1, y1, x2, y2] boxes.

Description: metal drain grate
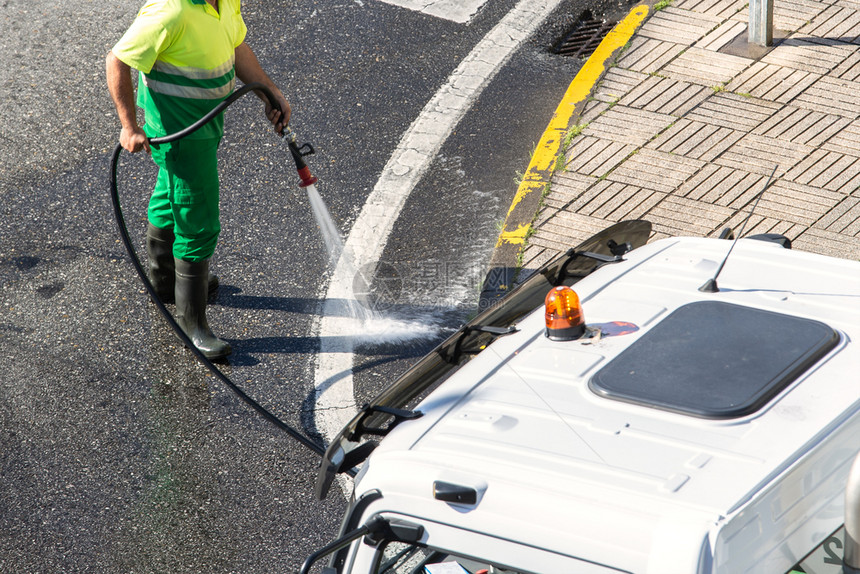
[[553, 14, 616, 59]]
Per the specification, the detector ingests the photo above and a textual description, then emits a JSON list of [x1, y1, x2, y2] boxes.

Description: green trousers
[[147, 137, 221, 262]]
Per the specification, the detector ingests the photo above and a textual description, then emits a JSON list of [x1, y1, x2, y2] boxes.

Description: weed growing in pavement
[[556, 124, 587, 172], [565, 124, 586, 144], [510, 119, 589, 279], [654, 0, 673, 10]]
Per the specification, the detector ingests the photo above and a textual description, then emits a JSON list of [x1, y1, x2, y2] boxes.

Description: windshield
[[786, 526, 848, 574], [377, 540, 530, 574]]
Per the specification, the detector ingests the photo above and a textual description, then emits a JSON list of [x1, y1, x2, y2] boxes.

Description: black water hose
[[109, 81, 325, 458]]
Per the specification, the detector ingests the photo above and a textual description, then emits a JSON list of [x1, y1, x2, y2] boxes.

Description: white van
[[303, 221, 860, 574]]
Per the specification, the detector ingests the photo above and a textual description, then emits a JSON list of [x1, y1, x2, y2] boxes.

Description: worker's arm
[[234, 42, 291, 134], [106, 51, 150, 154]]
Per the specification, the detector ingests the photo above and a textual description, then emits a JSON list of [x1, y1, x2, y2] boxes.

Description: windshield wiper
[[300, 515, 424, 574]]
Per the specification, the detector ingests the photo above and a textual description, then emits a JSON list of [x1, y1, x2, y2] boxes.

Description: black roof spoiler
[[315, 219, 653, 500]]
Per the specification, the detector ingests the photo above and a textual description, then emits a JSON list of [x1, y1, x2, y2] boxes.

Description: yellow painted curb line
[[496, 4, 650, 247]]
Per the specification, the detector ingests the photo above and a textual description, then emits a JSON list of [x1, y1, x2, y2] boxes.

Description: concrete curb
[[479, 3, 651, 310]]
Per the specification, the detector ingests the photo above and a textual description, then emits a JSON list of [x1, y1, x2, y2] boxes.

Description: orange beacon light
[[545, 286, 586, 340]]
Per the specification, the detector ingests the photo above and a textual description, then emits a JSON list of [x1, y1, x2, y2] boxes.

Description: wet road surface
[[0, 0, 625, 570]]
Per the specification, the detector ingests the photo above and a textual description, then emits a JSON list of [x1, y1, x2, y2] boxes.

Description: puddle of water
[[354, 314, 447, 346]]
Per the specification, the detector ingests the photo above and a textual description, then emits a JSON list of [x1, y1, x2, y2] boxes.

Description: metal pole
[[749, 0, 774, 46]]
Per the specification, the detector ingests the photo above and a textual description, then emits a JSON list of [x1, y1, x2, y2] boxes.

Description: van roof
[[353, 236, 860, 572]]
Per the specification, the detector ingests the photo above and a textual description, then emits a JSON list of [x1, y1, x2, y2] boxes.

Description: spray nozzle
[[283, 128, 318, 187]]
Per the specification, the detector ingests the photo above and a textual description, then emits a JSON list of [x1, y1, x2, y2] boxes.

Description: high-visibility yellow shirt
[[112, 0, 247, 139]]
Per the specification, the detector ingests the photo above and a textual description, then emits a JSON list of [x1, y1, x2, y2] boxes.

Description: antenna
[[699, 165, 778, 293]]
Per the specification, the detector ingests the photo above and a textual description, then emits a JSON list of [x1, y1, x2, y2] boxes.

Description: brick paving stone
[[762, 37, 857, 75], [564, 136, 637, 177], [554, 179, 666, 220], [676, 0, 746, 20], [585, 181, 667, 220], [783, 149, 836, 184], [618, 76, 712, 116], [542, 198, 573, 212], [579, 100, 612, 125], [728, 0, 830, 33], [784, 149, 860, 193], [533, 203, 561, 226], [726, 62, 819, 102], [517, 0, 860, 273], [715, 132, 814, 176], [686, 92, 782, 131], [815, 195, 860, 235], [646, 196, 736, 236], [593, 68, 650, 104], [552, 170, 597, 190], [646, 119, 743, 160], [754, 179, 846, 226], [793, 227, 860, 260], [798, 4, 860, 42], [530, 213, 612, 252], [723, 212, 806, 240], [546, 171, 595, 203], [607, 148, 706, 193], [821, 164, 860, 195], [581, 106, 675, 146], [676, 164, 767, 207], [616, 37, 686, 74], [696, 20, 748, 51], [661, 47, 752, 86], [753, 106, 852, 146], [520, 244, 557, 273], [794, 75, 860, 118], [764, 0, 831, 33], [638, 7, 724, 45], [526, 233, 572, 255], [548, 210, 638, 237], [822, 119, 860, 156], [831, 49, 860, 81]]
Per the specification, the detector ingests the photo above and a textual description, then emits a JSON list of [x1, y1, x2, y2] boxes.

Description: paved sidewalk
[[488, 0, 860, 299]]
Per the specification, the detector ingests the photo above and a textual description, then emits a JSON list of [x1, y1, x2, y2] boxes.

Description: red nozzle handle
[[297, 165, 318, 187]]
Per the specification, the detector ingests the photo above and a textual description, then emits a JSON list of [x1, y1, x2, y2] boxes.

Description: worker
[[106, 0, 290, 360]]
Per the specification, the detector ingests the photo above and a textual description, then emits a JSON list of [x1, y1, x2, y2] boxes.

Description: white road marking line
[[375, 0, 490, 23], [312, 0, 565, 483]]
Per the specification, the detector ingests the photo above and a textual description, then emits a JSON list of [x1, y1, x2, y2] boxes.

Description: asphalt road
[[0, 0, 626, 571]]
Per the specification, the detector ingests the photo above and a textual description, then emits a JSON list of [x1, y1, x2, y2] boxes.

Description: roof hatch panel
[[588, 301, 839, 419]]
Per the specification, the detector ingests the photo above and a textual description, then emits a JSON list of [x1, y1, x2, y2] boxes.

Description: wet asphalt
[[0, 0, 621, 571]]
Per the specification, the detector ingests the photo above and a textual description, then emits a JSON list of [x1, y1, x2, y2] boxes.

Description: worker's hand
[[120, 125, 150, 154], [265, 91, 291, 136]]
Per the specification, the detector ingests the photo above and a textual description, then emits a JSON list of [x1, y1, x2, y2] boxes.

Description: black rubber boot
[[174, 257, 232, 360], [146, 223, 219, 303], [146, 223, 177, 303]]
